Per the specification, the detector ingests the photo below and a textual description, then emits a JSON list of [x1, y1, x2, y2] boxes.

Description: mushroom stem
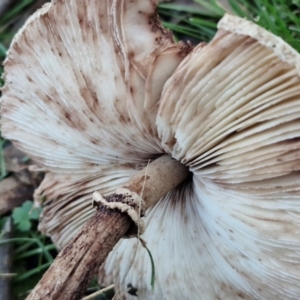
[[124, 155, 190, 209], [26, 155, 189, 300]]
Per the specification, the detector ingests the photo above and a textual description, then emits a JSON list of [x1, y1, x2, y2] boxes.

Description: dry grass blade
[[81, 284, 115, 300]]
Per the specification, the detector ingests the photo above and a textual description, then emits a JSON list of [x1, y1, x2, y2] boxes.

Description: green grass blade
[[227, 0, 249, 18], [0, 238, 37, 245], [188, 17, 217, 29], [162, 22, 203, 40], [14, 262, 51, 282], [30, 232, 55, 263], [194, 0, 224, 16], [14, 241, 36, 255], [139, 238, 155, 290], [158, 3, 206, 15], [15, 244, 57, 260]]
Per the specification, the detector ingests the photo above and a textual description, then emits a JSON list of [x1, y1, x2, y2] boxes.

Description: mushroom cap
[[2, 1, 300, 299], [1, 0, 190, 242], [103, 15, 300, 300]]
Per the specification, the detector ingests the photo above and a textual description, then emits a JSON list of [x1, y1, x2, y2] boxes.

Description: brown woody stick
[[26, 155, 189, 300]]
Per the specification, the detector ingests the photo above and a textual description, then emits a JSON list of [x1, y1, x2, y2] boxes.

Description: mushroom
[[2, 0, 300, 299], [2, 0, 191, 242]]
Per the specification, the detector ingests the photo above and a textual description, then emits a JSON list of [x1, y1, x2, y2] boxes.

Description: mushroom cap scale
[[2, 0, 300, 299]]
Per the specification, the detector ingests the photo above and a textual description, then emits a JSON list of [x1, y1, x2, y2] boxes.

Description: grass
[[0, 202, 56, 299], [159, 0, 300, 51], [0, 0, 300, 298]]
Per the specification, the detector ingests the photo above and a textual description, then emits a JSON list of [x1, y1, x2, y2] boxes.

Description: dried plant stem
[[26, 155, 189, 300], [81, 284, 115, 300]]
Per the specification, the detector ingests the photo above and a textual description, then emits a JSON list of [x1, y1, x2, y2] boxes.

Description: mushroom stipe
[[26, 155, 189, 300]]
